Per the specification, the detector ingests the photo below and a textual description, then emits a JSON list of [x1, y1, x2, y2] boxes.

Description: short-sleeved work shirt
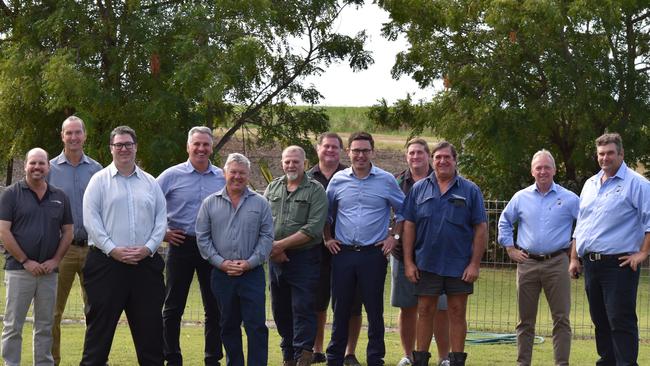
[[0, 180, 73, 270], [402, 173, 487, 277]]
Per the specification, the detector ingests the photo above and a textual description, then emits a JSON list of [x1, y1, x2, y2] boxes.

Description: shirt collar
[[216, 186, 253, 200], [346, 163, 379, 178], [595, 161, 628, 183], [530, 181, 557, 195], [181, 160, 219, 175], [53, 151, 91, 166], [18, 178, 54, 193], [108, 162, 141, 179]]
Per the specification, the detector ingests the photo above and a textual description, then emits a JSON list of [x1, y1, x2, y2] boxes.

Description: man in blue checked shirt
[[498, 149, 579, 366], [570, 133, 650, 366], [324, 131, 405, 366]]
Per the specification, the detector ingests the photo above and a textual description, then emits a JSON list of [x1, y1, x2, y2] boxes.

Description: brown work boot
[[297, 349, 313, 366], [283, 360, 297, 366]]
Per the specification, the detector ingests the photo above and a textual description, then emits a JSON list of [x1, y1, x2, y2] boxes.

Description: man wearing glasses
[[324, 132, 405, 366], [81, 126, 167, 365]]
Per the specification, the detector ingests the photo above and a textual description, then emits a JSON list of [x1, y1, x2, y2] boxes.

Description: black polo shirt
[[0, 179, 72, 270]]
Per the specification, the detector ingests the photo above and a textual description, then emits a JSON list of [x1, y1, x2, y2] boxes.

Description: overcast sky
[[302, 3, 440, 107]]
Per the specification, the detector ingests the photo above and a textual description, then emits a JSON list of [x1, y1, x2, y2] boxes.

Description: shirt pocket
[[416, 196, 435, 220], [244, 209, 261, 234], [43, 200, 64, 221], [289, 199, 310, 224], [267, 195, 282, 219]]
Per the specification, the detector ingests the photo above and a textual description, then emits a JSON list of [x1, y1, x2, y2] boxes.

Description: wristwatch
[[393, 234, 401, 240]]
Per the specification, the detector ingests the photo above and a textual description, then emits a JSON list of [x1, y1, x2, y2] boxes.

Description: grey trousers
[[1, 270, 57, 366], [516, 254, 571, 366]]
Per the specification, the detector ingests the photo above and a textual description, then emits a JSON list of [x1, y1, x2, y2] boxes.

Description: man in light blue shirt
[[196, 153, 273, 366], [569, 133, 650, 366], [81, 126, 167, 365], [157, 126, 225, 366], [498, 150, 579, 366], [324, 132, 405, 366]]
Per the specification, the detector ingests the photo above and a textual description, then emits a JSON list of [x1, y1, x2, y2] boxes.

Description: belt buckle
[[352, 244, 362, 252], [588, 253, 601, 261]]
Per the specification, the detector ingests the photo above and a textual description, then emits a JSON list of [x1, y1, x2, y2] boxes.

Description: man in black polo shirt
[[0, 148, 73, 366]]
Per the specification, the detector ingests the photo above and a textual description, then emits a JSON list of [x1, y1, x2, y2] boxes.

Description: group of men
[[0, 115, 647, 366]]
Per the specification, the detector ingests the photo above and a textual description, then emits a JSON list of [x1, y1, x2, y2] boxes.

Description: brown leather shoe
[[297, 350, 313, 366]]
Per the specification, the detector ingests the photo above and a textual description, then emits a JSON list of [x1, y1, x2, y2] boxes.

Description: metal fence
[[0, 199, 648, 339]]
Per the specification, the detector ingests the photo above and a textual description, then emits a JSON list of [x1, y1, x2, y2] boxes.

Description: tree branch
[[631, 11, 650, 23], [0, 0, 12, 18]]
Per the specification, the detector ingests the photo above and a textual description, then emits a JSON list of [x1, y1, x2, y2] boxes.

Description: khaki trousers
[[516, 254, 571, 366]]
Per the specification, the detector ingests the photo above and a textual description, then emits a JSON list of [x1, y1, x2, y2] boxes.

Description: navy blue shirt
[[403, 173, 487, 277]]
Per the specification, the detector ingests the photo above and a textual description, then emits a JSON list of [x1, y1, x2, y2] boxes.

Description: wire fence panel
[[0, 199, 647, 339]]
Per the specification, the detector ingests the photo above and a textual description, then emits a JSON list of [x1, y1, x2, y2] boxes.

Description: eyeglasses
[[350, 148, 372, 156], [110, 142, 135, 150]]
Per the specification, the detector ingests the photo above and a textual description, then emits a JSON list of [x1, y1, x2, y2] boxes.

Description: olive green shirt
[[264, 174, 328, 251]]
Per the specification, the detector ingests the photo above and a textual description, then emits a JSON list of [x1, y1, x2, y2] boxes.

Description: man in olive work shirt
[[264, 146, 328, 366], [0, 148, 73, 366]]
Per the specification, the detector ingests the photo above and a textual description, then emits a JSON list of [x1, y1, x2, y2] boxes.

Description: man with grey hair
[[196, 153, 273, 366], [264, 146, 328, 366], [0, 148, 73, 366], [498, 149, 579, 366], [47, 116, 102, 365], [157, 126, 225, 365]]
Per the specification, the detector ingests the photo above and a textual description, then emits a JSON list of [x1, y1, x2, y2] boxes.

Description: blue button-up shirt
[[326, 165, 405, 246], [403, 173, 487, 277], [47, 151, 102, 241], [573, 162, 650, 257], [157, 160, 225, 236], [498, 182, 579, 255]]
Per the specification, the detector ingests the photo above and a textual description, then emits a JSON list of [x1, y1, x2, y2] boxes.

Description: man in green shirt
[[264, 146, 328, 366]]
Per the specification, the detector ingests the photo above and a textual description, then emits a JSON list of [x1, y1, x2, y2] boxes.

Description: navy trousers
[[327, 246, 387, 366], [270, 246, 321, 361], [584, 257, 640, 366], [211, 265, 268, 366]]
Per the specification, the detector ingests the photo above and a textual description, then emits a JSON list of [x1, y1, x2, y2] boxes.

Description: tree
[[375, 0, 650, 199], [0, 0, 372, 179]]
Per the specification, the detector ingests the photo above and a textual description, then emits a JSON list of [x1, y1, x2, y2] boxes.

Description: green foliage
[[0, 0, 373, 177], [376, 0, 650, 199]]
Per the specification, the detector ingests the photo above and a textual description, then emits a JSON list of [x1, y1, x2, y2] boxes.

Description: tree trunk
[[5, 158, 13, 186]]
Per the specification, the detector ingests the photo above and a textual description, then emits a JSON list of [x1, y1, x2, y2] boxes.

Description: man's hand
[[325, 239, 341, 255], [41, 259, 61, 274], [219, 260, 250, 276], [380, 236, 398, 256], [619, 251, 648, 271], [109, 247, 144, 265], [404, 261, 419, 283], [23, 260, 46, 276], [124, 246, 152, 263], [270, 241, 286, 258], [506, 246, 528, 263], [568, 258, 582, 279], [164, 229, 186, 246], [462, 262, 480, 283], [270, 252, 289, 263]]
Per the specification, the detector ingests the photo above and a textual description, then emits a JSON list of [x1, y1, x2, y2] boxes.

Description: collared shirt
[[396, 166, 434, 195], [0, 180, 73, 269], [195, 187, 273, 269], [498, 182, 579, 254], [264, 174, 328, 250], [326, 165, 405, 246], [83, 162, 167, 255], [402, 173, 487, 277], [573, 162, 650, 257], [47, 151, 102, 241], [156, 160, 225, 236]]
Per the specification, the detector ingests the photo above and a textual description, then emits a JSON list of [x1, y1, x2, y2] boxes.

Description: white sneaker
[[438, 360, 450, 366], [397, 357, 413, 366]]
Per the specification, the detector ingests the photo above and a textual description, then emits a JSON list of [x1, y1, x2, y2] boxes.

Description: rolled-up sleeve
[[387, 176, 406, 222], [299, 186, 328, 239]]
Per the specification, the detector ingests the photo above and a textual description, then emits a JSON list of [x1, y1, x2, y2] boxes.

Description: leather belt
[[72, 239, 88, 247], [584, 252, 628, 262], [515, 244, 568, 261], [339, 243, 381, 252]]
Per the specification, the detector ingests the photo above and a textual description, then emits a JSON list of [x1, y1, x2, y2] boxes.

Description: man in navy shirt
[[402, 141, 487, 366]]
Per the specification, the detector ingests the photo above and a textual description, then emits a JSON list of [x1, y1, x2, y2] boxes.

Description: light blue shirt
[[47, 151, 102, 241], [573, 162, 650, 257], [498, 182, 579, 254], [157, 160, 225, 236], [326, 165, 405, 246], [83, 163, 167, 255], [196, 187, 273, 269]]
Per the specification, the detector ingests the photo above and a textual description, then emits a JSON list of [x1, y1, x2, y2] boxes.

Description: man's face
[[347, 139, 374, 172], [406, 143, 430, 171], [110, 133, 137, 167], [317, 137, 342, 165], [61, 120, 86, 152], [25, 150, 49, 182], [282, 150, 305, 182], [597, 143, 624, 176], [531, 155, 556, 187], [432, 147, 457, 180], [187, 132, 213, 167], [225, 162, 249, 194]]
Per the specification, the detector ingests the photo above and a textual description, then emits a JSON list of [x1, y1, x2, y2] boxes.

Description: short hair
[[282, 146, 306, 161], [187, 126, 214, 145], [25, 147, 49, 162], [224, 153, 251, 172], [531, 149, 556, 169], [109, 126, 137, 144], [348, 131, 374, 149], [62, 116, 86, 133], [595, 133, 623, 154], [431, 141, 457, 160], [317, 132, 343, 149], [406, 137, 430, 155]]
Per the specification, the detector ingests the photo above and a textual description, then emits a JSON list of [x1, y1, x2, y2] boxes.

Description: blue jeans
[[270, 246, 321, 361], [584, 257, 639, 366], [211, 266, 268, 366]]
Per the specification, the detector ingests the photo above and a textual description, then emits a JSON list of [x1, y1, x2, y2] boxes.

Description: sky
[[302, 3, 440, 107]]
